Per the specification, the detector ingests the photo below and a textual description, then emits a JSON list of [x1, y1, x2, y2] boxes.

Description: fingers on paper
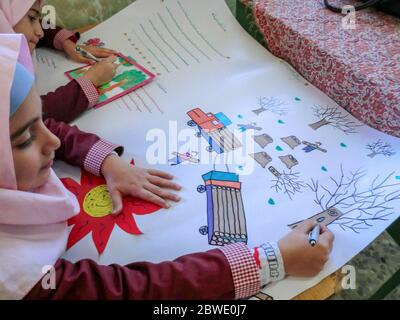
[[75, 55, 95, 64], [89, 47, 117, 57], [295, 219, 317, 233], [145, 183, 181, 203], [136, 188, 169, 209], [105, 55, 117, 63], [110, 189, 123, 215], [147, 169, 174, 180], [319, 226, 335, 251], [148, 176, 182, 191]]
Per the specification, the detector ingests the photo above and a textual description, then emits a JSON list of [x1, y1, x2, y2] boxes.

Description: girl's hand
[[278, 220, 334, 277], [101, 155, 182, 215], [63, 39, 117, 64], [82, 56, 117, 87]]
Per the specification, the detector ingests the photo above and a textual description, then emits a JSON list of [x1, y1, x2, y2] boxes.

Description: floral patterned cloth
[[241, 0, 400, 137]]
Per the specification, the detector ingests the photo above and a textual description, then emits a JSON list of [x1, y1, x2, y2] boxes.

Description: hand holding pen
[[75, 45, 102, 62], [278, 220, 334, 277], [309, 224, 321, 247], [76, 45, 122, 69], [63, 39, 117, 64], [80, 54, 118, 87]]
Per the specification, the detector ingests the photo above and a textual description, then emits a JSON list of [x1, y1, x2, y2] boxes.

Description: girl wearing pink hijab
[[1, 34, 334, 300], [0, 0, 117, 123]]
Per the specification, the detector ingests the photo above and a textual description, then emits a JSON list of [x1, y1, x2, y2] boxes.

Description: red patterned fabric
[[75, 77, 99, 108], [84, 139, 122, 176], [53, 28, 77, 50], [219, 243, 260, 299], [243, 0, 400, 137]]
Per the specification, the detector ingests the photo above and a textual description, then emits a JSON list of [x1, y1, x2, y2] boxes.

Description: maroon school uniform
[[24, 243, 263, 300], [38, 27, 99, 123]]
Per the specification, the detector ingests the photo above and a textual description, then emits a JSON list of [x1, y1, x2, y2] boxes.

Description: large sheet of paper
[[35, 0, 400, 300]]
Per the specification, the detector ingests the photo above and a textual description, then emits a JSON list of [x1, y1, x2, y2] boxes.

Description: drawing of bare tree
[[366, 140, 396, 158], [252, 97, 288, 116], [269, 166, 305, 200], [309, 105, 362, 134], [304, 165, 400, 233]]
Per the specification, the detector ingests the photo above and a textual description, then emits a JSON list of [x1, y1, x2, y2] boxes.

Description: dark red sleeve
[[38, 26, 80, 50], [41, 79, 91, 123], [44, 118, 100, 168], [24, 250, 235, 300]]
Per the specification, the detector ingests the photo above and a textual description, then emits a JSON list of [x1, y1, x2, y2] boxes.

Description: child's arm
[[37, 26, 116, 64], [41, 77, 99, 123], [38, 28, 116, 123], [24, 221, 333, 300], [44, 118, 123, 176], [37, 26, 79, 52], [38, 27, 100, 123], [24, 245, 251, 300], [44, 119, 181, 209]]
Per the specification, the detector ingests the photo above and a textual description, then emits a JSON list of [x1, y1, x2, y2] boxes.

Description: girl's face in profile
[[9, 87, 61, 191], [13, 2, 44, 54]]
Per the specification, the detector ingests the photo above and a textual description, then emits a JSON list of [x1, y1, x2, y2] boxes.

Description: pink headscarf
[[0, 0, 44, 73], [0, 34, 78, 299], [0, 1, 44, 33]]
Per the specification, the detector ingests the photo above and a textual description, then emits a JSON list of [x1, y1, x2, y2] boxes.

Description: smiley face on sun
[[61, 168, 161, 254], [83, 185, 114, 218]]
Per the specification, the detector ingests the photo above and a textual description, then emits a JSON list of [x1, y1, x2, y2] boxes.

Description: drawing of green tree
[[99, 69, 147, 97]]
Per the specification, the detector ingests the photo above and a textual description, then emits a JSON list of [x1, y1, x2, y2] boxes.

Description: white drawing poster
[[35, 0, 400, 299]]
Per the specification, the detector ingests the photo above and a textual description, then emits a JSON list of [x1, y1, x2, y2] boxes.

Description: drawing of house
[[187, 108, 242, 153], [198, 170, 248, 246]]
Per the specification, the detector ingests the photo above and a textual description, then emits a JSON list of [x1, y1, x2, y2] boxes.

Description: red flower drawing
[[61, 169, 161, 254], [84, 38, 105, 48]]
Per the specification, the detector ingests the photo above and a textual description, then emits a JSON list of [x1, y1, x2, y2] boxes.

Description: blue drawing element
[[199, 225, 208, 236], [276, 146, 283, 152], [303, 145, 315, 153], [278, 120, 285, 124], [396, 176, 400, 180], [321, 166, 328, 172], [237, 122, 262, 132], [197, 185, 207, 193], [187, 108, 241, 154], [215, 112, 232, 127], [169, 154, 184, 166], [295, 97, 301, 101], [198, 170, 247, 246], [302, 141, 327, 153], [340, 143, 347, 148], [268, 198, 276, 205], [238, 165, 244, 171], [238, 114, 243, 119], [168, 151, 200, 166]]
